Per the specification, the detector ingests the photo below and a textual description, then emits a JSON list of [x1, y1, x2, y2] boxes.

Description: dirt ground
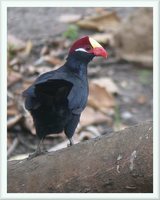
[[7, 7, 135, 44], [7, 7, 153, 159]]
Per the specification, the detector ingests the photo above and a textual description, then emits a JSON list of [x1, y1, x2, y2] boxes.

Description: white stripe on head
[[75, 48, 87, 52]]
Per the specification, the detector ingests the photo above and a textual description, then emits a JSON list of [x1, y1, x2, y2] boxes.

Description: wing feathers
[[23, 79, 73, 110]]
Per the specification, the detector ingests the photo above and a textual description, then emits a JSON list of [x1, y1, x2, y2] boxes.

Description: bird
[[23, 36, 108, 159]]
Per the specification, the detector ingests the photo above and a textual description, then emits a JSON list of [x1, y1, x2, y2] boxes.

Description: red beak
[[92, 47, 108, 58]]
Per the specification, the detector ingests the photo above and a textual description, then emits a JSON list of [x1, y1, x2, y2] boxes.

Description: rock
[[121, 111, 133, 120]]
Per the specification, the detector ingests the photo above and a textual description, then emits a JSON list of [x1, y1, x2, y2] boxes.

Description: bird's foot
[[41, 147, 48, 153], [42, 149, 48, 153], [27, 149, 46, 160], [67, 143, 72, 147], [67, 138, 74, 147]]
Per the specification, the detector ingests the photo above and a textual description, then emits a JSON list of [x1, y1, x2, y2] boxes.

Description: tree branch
[[7, 120, 153, 193]]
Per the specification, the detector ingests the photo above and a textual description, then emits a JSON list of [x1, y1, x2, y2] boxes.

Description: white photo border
[[0, 0, 159, 199]]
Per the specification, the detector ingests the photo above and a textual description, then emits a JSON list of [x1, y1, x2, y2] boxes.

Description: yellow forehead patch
[[89, 37, 102, 48]]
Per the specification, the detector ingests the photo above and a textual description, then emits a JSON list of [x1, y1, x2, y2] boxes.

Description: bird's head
[[68, 36, 108, 62]]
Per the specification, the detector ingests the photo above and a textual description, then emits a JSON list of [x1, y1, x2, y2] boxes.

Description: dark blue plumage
[[23, 52, 93, 138], [23, 36, 107, 158]]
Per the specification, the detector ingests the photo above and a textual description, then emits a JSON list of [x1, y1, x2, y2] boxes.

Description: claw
[[27, 150, 43, 160], [27, 138, 47, 160], [67, 138, 74, 147]]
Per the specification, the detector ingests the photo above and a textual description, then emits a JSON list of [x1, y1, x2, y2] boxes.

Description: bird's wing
[[22, 70, 62, 98], [36, 71, 88, 115], [23, 85, 38, 110], [35, 79, 73, 105], [67, 84, 88, 115], [23, 78, 73, 111], [23, 70, 87, 114]]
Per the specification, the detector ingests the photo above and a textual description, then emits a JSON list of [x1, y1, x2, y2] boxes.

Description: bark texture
[[7, 120, 153, 193]]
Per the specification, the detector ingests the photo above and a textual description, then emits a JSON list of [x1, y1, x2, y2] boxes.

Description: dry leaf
[[24, 65, 37, 75], [114, 8, 153, 67], [7, 71, 22, 86], [80, 106, 111, 127], [7, 134, 14, 149], [24, 112, 36, 134], [84, 126, 101, 137], [28, 65, 52, 75], [79, 130, 99, 141], [118, 54, 153, 67], [8, 35, 26, 51], [92, 78, 118, 94], [7, 114, 22, 129], [9, 57, 20, 67], [23, 40, 33, 56], [7, 138, 19, 158], [8, 154, 29, 161], [50, 49, 65, 57], [43, 55, 62, 65], [88, 80, 115, 114], [137, 95, 147, 104], [77, 11, 120, 32], [91, 33, 115, 46], [7, 103, 19, 116], [34, 66, 54, 75], [40, 46, 50, 56], [14, 40, 33, 60]]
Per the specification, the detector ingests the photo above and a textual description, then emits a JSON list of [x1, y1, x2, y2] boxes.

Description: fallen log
[[7, 120, 153, 193]]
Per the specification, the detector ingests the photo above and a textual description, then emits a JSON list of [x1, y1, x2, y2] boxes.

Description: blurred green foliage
[[138, 69, 152, 85], [114, 104, 121, 129], [8, 44, 16, 61], [63, 25, 79, 41]]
